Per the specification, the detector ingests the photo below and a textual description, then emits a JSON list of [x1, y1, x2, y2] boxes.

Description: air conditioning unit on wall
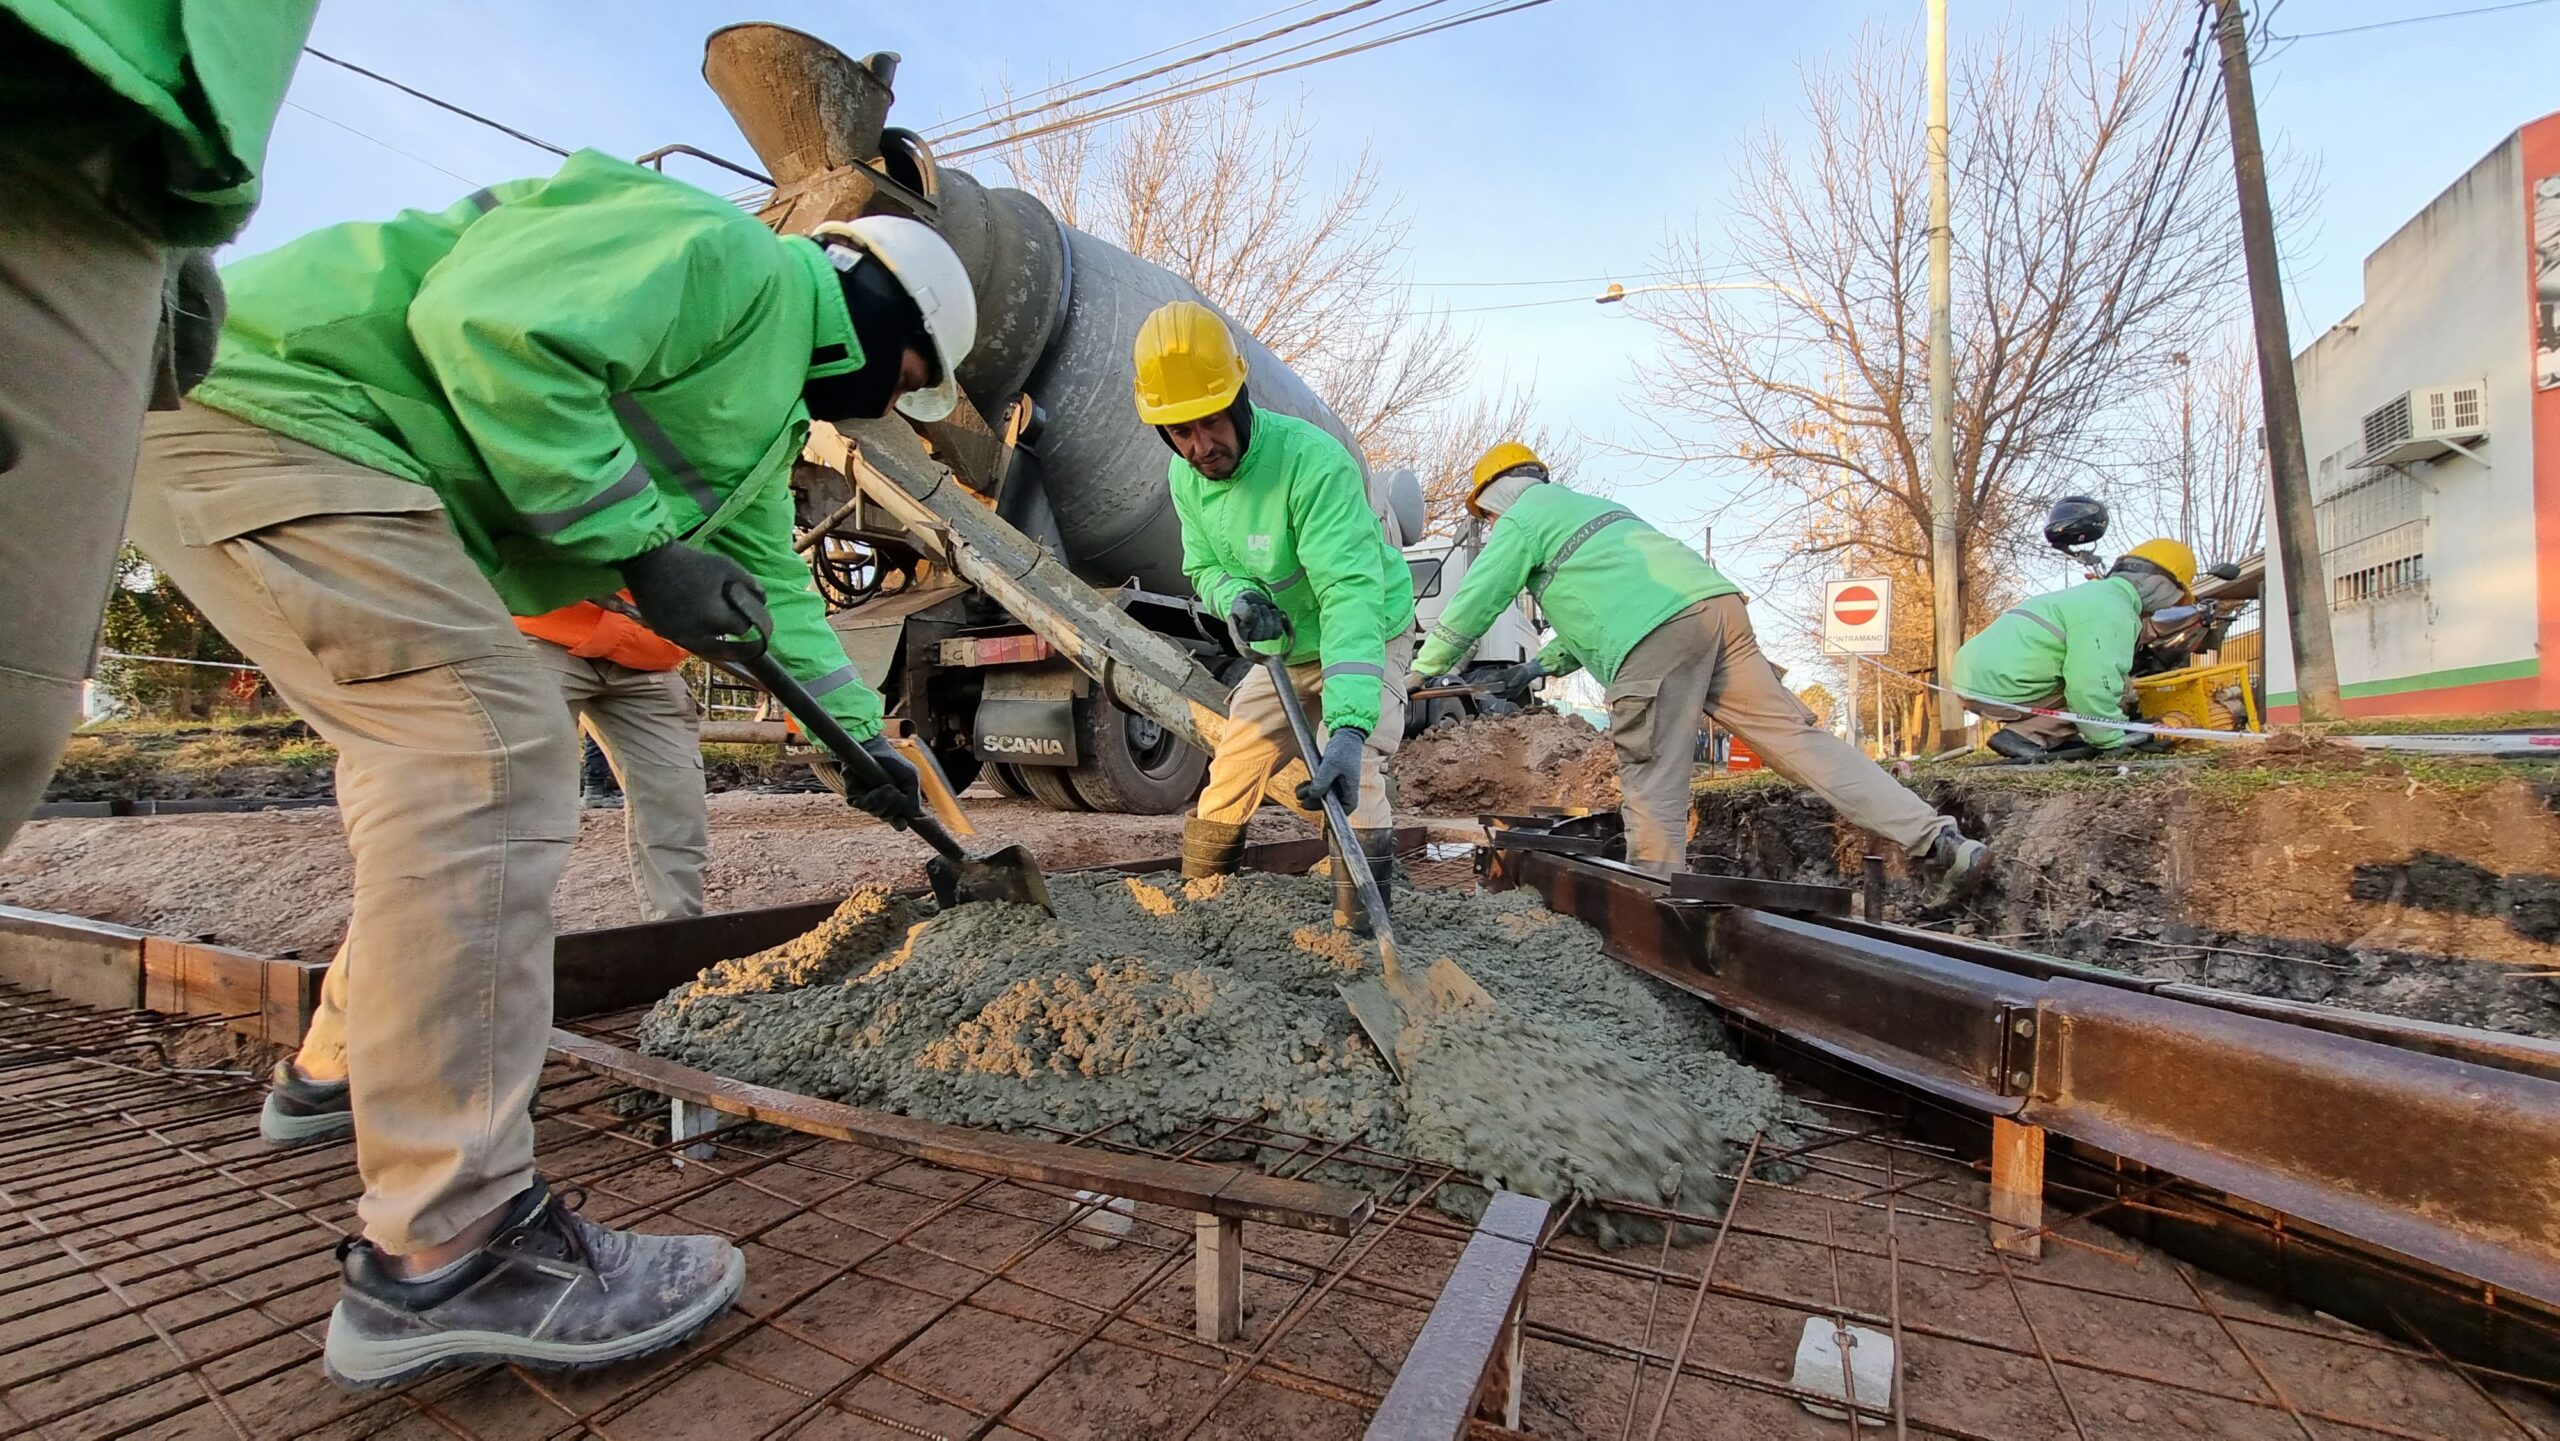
[[2356, 381, 2487, 468]]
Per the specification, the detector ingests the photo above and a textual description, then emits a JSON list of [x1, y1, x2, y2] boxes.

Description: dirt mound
[[1688, 761, 2560, 1039], [1393, 707, 1619, 816], [638, 869, 1791, 1236]]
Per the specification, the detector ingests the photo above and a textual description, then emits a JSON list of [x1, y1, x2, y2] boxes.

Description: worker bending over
[[1413, 445, 1988, 903], [136, 153, 972, 1387], [519, 601, 709, 920], [1953, 540, 2194, 762], [1136, 302, 1414, 928], [0, 3, 314, 853]]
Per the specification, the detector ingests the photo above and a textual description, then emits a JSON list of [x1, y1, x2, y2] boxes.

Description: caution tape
[[97, 649, 262, 673], [1842, 651, 2560, 757]]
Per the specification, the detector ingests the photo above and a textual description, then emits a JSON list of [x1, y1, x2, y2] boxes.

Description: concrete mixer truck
[[695, 27, 1536, 814]]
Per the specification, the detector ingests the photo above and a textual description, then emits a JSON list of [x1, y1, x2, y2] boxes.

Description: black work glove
[[617, 542, 772, 655], [1482, 658, 1546, 694], [1228, 589, 1286, 646], [1295, 726, 1367, 812], [845, 735, 924, 826]]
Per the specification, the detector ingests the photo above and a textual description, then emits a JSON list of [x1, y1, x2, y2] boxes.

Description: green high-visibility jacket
[[1413, 483, 1737, 688], [5, 0, 316, 241], [190, 151, 885, 738], [1952, 576, 2142, 749], [1171, 411, 1414, 735]]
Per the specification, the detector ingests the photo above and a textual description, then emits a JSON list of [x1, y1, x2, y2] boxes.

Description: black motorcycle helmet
[[2043, 495, 2110, 551]]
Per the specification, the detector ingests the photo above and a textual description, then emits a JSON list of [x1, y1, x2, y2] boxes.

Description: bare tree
[[988, 86, 1551, 533], [1631, 1, 2246, 611], [2117, 326, 2266, 567]]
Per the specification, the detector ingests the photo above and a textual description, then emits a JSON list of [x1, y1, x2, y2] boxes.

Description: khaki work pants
[[1978, 691, 2078, 748], [1197, 634, 1414, 829], [0, 144, 166, 853], [129, 403, 577, 1254], [528, 637, 709, 922], [1609, 597, 1955, 877]]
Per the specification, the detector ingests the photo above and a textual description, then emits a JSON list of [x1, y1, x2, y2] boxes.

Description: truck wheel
[[985, 762, 1032, 799], [1065, 698, 1207, 814], [1017, 761, 1091, 812]]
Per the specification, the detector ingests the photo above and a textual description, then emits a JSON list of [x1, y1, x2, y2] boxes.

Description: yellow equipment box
[[2130, 661, 2261, 736]]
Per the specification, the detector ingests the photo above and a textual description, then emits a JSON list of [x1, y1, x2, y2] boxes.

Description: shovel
[[739, 649, 1051, 913], [1254, 631, 1493, 1078]]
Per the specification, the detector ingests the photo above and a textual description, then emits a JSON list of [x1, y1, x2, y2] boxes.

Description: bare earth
[[0, 790, 1306, 958]]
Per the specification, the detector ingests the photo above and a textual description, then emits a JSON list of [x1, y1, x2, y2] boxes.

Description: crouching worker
[[131, 153, 972, 1387], [1953, 540, 2193, 762], [1135, 301, 1415, 931], [1412, 444, 1989, 905]]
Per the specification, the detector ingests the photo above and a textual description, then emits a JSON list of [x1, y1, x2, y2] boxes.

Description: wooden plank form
[[1365, 1190, 1550, 1439]]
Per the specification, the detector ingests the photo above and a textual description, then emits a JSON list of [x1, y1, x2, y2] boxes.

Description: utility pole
[[2211, 0, 2340, 720], [1926, 0, 1965, 751]]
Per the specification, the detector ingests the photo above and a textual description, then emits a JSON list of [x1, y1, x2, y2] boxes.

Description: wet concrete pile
[[638, 870, 1790, 1232], [1393, 707, 1619, 816]]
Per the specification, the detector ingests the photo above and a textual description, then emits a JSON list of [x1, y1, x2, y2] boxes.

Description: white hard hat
[[809, 216, 978, 423]]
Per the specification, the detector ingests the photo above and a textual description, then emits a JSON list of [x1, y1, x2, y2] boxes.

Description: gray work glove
[[1227, 589, 1287, 646], [618, 542, 772, 655], [1295, 726, 1366, 812], [1482, 658, 1546, 694], [845, 735, 924, 826]]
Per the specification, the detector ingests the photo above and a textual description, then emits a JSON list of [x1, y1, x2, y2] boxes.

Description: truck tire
[[1016, 761, 1091, 812], [985, 762, 1032, 799], [1064, 697, 1207, 814]]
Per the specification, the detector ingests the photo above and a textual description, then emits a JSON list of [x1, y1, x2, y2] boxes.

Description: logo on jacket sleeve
[[1248, 534, 1274, 554]]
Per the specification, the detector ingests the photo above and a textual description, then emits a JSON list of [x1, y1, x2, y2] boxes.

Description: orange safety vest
[[514, 596, 690, 672]]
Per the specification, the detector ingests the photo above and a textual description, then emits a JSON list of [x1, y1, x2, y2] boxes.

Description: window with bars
[[2315, 453, 2426, 609]]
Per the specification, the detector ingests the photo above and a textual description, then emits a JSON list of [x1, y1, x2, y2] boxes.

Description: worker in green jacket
[[1133, 301, 1415, 928], [0, 0, 316, 854], [128, 152, 979, 1388], [1954, 539, 2195, 761], [1413, 445, 1987, 903]]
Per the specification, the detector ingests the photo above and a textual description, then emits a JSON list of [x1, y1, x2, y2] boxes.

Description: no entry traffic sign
[[1824, 577, 1892, 655]]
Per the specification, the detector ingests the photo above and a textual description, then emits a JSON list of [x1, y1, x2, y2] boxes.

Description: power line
[[301, 46, 572, 158], [2270, 0, 2553, 39], [281, 99, 481, 186], [939, 0, 1555, 161], [930, 0, 1339, 133], [1408, 268, 1688, 289], [934, 0, 1411, 146]]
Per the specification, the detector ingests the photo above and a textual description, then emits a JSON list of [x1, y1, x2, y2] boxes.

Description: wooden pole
[[2210, 0, 2341, 721]]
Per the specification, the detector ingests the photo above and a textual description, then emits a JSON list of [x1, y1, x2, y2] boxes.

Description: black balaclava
[[803, 255, 933, 422], [1153, 383, 1256, 466]]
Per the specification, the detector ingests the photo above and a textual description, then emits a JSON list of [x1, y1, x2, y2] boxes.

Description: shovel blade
[[926, 845, 1053, 913], [1338, 975, 1412, 1082]]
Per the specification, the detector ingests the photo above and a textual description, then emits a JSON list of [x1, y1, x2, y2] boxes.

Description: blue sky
[[241, 0, 2560, 640]]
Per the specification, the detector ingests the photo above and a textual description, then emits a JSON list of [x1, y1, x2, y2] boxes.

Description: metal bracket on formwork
[[1995, 1004, 2041, 1098], [669, 1098, 730, 1165]]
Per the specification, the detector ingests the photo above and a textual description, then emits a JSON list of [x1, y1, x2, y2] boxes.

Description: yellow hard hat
[[1132, 301, 1248, 425], [2123, 537, 2198, 596], [1466, 440, 1545, 516]]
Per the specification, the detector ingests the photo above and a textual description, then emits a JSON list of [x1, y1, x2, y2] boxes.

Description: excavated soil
[[1391, 707, 1618, 816], [638, 869, 1791, 1237], [1688, 753, 2560, 1040]]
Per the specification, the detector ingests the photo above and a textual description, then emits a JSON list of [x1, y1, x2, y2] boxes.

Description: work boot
[[260, 1059, 353, 1148], [322, 1179, 744, 1390], [1917, 829, 1992, 912], [1180, 817, 1248, 879], [1987, 730, 2095, 764], [1335, 829, 1397, 937]]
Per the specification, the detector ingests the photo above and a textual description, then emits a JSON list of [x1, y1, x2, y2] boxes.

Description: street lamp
[[1594, 280, 1809, 305]]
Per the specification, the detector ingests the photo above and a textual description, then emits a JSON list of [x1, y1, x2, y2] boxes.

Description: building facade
[[2263, 110, 2560, 718]]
